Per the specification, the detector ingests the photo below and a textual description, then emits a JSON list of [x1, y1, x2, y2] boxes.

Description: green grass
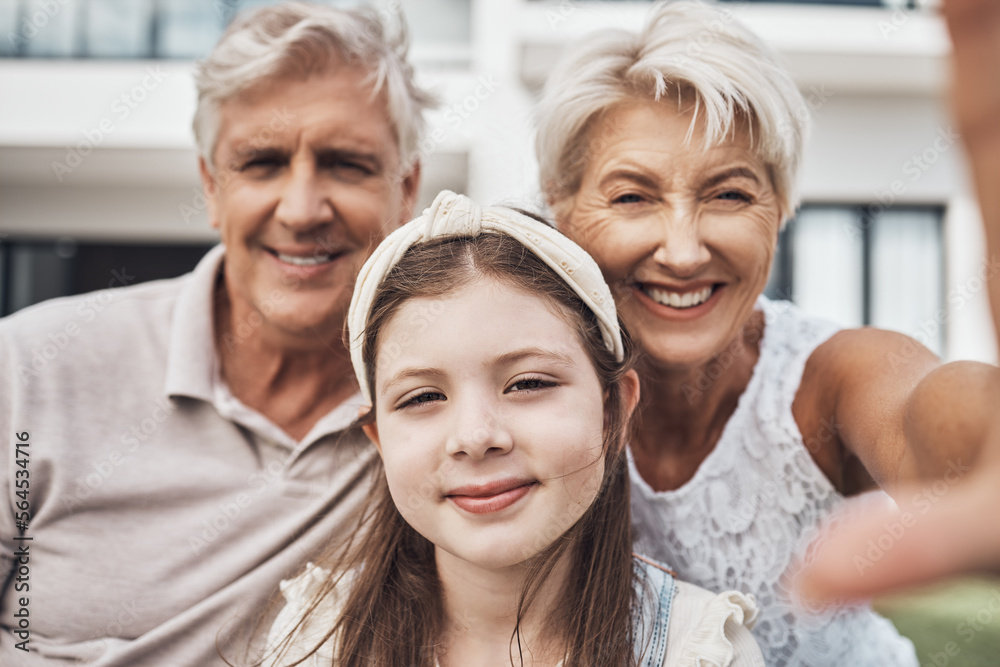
[[875, 577, 1000, 667]]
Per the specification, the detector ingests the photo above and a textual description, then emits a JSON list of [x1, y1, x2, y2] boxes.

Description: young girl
[[262, 191, 763, 667]]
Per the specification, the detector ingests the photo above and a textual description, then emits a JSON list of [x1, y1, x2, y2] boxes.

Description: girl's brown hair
[[265, 230, 641, 667]]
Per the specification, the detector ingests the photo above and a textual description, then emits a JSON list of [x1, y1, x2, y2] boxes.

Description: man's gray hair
[[536, 0, 809, 223], [193, 1, 436, 172]]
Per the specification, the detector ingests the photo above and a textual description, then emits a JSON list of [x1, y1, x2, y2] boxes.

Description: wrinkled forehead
[[212, 66, 397, 159], [225, 55, 380, 112], [562, 92, 768, 198]]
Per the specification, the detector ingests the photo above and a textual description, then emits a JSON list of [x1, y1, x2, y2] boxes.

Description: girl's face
[[363, 278, 611, 571]]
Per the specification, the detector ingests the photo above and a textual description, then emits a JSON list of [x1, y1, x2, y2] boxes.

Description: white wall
[[1, 0, 994, 361]]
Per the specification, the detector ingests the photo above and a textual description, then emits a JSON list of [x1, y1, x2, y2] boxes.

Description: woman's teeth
[[276, 252, 334, 267], [644, 285, 714, 309]]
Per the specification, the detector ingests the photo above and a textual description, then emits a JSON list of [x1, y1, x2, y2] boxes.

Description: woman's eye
[[612, 193, 645, 205], [506, 378, 556, 393], [397, 391, 446, 410], [717, 190, 752, 203]]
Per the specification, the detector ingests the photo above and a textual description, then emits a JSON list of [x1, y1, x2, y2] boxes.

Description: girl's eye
[[506, 378, 556, 393], [397, 391, 446, 410]]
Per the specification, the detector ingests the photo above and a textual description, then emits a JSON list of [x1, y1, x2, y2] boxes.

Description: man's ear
[[399, 160, 421, 223], [359, 405, 381, 454], [199, 157, 221, 230]]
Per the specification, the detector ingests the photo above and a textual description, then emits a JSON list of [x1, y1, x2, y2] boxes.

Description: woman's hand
[[797, 0, 1000, 603], [797, 434, 1000, 602]]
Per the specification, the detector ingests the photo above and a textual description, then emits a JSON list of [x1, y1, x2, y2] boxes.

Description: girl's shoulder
[[632, 555, 764, 666], [663, 580, 765, 667], [262, 563, 346, 667]]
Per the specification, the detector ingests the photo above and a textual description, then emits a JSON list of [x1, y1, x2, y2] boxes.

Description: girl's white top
[[630, 296, 918, 667], [263, 563, 764, 666]]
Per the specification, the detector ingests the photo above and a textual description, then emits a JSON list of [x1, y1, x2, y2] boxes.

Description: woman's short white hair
[[193, 1, 436, 172], [536, 0, 809, 222]]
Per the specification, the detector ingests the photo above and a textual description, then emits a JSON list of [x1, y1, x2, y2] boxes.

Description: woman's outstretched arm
[[798, 0, 1000, 602]]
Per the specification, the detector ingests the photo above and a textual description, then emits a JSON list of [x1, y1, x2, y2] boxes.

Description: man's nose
[[274, 164, 334, 231]]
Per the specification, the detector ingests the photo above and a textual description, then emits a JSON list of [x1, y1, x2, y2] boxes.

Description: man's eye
[[340, 162, 372, 174], [320, 158, 374, 176], [240, 157, 282, 172]]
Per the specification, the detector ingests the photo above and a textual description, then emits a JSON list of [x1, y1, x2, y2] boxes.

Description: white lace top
[[264, 562, 765, 666], [630, 297, 918, 667]]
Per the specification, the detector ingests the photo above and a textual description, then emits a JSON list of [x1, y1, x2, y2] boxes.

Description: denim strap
[[633, 554, 677, 667]]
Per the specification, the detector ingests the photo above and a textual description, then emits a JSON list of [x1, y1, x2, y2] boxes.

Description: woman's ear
[[359, 405, 382, 455], [547, 192, 575, 231]]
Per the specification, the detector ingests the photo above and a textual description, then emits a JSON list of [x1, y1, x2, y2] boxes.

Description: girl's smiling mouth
[[445, 478, 538, 514]]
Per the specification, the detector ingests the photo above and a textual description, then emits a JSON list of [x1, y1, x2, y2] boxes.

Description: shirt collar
[[162, 244, 364, 448], [163, 244, 224, 403]]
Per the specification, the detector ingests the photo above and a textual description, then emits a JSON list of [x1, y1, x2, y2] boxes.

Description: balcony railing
[[1, 0, 471, 60]]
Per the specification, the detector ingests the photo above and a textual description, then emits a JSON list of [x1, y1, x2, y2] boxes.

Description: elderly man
[[0, 4, 433, 665]]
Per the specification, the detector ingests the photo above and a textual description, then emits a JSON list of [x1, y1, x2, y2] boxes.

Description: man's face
[[201, 66, 420, 344]]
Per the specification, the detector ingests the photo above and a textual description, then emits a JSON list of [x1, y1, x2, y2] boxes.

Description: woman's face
[[556, 97, 782, 370], [363, 278, 609, 572]]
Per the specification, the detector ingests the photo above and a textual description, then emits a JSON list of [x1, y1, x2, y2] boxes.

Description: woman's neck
[[434, 548, 570, 667], [630, 310, 764, 491]]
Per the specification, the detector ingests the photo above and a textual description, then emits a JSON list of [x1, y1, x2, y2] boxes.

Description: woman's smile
[[632, 281, 727, 321]]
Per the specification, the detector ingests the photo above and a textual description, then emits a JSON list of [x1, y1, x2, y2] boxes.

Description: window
[[0, 240, 215, 317], [1, 0, 471, 60], [765, 204, 945, 355]]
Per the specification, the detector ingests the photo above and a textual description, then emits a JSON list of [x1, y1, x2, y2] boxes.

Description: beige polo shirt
[[0, 245, 378, 666]]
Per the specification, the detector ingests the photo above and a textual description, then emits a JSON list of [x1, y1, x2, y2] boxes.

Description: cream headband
[[347, 190, 624, 400]]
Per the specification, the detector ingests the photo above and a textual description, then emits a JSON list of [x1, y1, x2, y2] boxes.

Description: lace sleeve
[[262, 563, 339, 667], [664, 582, 765, 667]]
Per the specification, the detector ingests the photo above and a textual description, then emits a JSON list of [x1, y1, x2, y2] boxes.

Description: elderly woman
[[535, 2, 998, 666]]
